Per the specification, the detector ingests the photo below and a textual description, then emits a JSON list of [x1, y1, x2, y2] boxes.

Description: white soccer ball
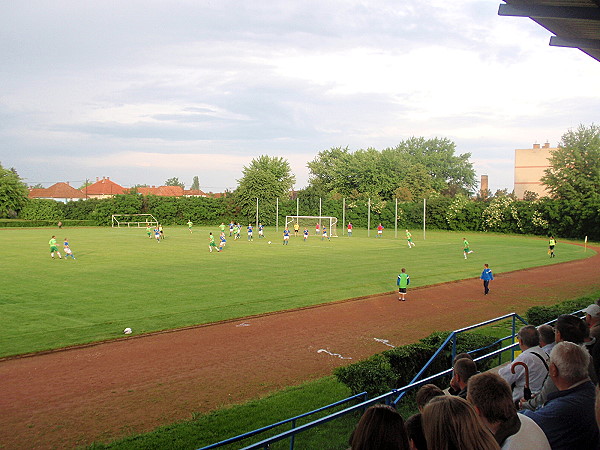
[[123, 327, 132, 335], [268, 241, 271, 244]]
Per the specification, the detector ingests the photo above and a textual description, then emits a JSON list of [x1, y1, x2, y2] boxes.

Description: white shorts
[[284, 235, 289, 240]]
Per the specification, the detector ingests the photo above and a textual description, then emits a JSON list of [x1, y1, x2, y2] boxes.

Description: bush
[[334, 354, 396, 396], [526, 297, 594, 325]]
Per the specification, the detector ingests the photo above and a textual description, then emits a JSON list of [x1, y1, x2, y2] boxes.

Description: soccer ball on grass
[[123, 327, 132, 335], [268, 241, 271, 244]]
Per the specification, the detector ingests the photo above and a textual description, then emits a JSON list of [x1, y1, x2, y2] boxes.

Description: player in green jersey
[[208, 232, 217, 252], [187, 220, 193, 233], [397, 268, 410, 301], [406, 229, 416, 248], [463, 238, 473, 259], [49, 236, 62, 259]]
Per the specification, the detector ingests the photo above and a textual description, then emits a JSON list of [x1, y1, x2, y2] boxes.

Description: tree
[[235, 156, 295, 220], [79, 180, 92, 189], [541, 124, 600, 203], [164, 177, 185, 188], [190, 176, 200, 191], [0, 163, 29, 218], [30, 183, 44, 189]]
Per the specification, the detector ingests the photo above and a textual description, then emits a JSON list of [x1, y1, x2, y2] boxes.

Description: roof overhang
[[499, 0, 600, 62]]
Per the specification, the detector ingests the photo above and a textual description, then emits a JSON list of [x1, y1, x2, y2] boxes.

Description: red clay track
[[1, 247, 599, 449]]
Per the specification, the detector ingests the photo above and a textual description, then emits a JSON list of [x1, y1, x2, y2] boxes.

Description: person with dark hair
[[498, 325, 549, 402], [480, 264, 494, 295], [450, 358, 477, 399], [522, 342, 599, 449], [349, 404, 409, 450], [537, 324, 556, 355], [467, 372, 550, 449], [520, 314, 588, 411], [405, 413, 427, 450], [415, 384, 445, 412], [422, 396, 499, 450]]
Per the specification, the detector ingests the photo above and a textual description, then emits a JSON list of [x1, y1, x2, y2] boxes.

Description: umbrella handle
[[511, 361, 531, 399]]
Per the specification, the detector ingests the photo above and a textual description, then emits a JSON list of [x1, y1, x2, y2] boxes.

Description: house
[[28, 182, 86, 203], [81, 177, 128, 199]]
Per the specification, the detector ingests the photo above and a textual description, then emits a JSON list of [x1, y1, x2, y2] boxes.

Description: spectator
[[467, 372, 550, 449], [584, 303, 600, 340], [498, 325, 548, 402], [349, 404, 409, 450], [521, 341, 599, 449], [537, 324, 556, 355], [520, 314, 588, 411], [405, 413, 426, 450], [415, 384, 445, 412], [449, 357, 477, 399], [422, 396, 499, 450], [448, 353, 473, 395]]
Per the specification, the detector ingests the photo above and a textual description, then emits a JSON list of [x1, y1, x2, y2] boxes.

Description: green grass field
[[0, 226, 594, 358]]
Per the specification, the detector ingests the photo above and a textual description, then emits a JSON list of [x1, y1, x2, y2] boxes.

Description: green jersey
[[397, 273, 410, 288], [219, 224, 226, 232], [406, 231, 412, 239], [49, 238, 57, 247], [187, 221, 193, 228], [463, 240, 470, 249]]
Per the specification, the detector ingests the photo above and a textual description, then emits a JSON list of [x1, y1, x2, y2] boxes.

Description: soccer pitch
[[0, 226, 593, 357]]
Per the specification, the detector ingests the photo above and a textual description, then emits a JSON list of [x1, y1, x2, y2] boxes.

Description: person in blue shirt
[[258, 223, 264, 239], [218, 233, 227, 252], [229, 222, 234, 236], [247, 224, 253, 241], [303, 227, 308, 241], [283, 228, 290, 245], [480, 264, 494, 295]]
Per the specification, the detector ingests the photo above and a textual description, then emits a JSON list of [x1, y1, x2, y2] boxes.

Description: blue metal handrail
[[200, 310, 584, 449]]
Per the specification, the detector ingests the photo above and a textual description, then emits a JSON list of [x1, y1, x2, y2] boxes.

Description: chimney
[[480, 175, 489, 198], [96, 177, 99, 182], [107, 177, 110, 180], [533, 143, 540, 149], [543, 142, 550, 148]]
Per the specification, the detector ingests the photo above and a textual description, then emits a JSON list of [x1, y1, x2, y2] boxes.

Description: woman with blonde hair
[[422, 396, 499, 450]]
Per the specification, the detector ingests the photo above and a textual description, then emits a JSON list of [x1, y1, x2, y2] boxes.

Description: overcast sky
[[1, 1, 599, 193]]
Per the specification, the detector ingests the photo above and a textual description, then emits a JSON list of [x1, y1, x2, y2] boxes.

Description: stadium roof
[[499, 0, 600, 63]]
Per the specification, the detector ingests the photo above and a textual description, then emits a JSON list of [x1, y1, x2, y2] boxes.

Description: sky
[[1, 1, 599, 194]]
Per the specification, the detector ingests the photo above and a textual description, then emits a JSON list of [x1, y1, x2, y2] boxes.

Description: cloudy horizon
[[2, 1, 599, 194]]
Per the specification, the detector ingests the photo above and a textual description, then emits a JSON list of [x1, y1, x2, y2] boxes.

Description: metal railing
[[199, 310, 584, 449]]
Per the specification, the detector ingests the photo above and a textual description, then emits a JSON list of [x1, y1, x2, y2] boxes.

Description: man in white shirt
[[498, 325, 549, 402]]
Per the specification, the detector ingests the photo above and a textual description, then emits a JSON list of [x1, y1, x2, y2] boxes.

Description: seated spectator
[[421, 396, 499, 450], [415, 384, 444, 412], [349, 404, 409, 450], [448, 352, 473, 395], [521, 341, 599, 449], [537, 324, 556, 355], [449, 357, 477, 399], [467, 372, 550, 449], [520, 314, 588, 411], [498, 325, 548, 402], [405, 413, 426, 450], [584, 303, 600, 341]]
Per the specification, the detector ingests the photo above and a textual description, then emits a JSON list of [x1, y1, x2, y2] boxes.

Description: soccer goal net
[[112, 214, 159, 228], [285, 216, 338, 237]]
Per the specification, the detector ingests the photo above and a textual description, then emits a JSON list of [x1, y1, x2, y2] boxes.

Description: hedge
[[0, 219, 96, 228]]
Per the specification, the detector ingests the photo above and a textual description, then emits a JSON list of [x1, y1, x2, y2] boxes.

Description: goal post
[[285, 215, 338, 237], [112, 214, 159, 228]]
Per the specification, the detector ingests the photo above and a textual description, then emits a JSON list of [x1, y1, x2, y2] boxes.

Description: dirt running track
[[1, 247, 599, 449]]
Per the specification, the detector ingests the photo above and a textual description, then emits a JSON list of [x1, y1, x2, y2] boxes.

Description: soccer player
[[303, 227, 309, 241], [548, 236, 556, 258], [405, 229, 415, 248], [208, 232, 217, 252], [294, 222, 300, 237], [315, 222, 320, 235], [347, 222, 353, 237], [159, 224, 164, 240], [187, 220, 193, 234], [233, 223, 239, 240], [218, 232, 227, 252], [154, 227, 161, 242], [480, 264, 493, 295], [247, 224, 253, 241], [219, 222, 226, 235], [283, 228, 290, 245], [377, 223, 384, 238], [397, 268, 410, 301], [258, 223, 264, 238], [463, 238, 473, 259], [63, 238, 76, 260], [322, 226, 330, 241], [229, 222, 234, 237], [146, 225, 153, 239], [49, 235, 62, 259]]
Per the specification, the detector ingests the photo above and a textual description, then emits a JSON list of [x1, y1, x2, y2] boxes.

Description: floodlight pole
[[342, 198, 346, 236], [276, 198, 279, 232], [256, 198, 259, 227], [395, 198, 398, 239], [367, 198, 371, 238], [319, 198, 322, 229], [296, 196, 299, 222], [423, 198, 426, 240]]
